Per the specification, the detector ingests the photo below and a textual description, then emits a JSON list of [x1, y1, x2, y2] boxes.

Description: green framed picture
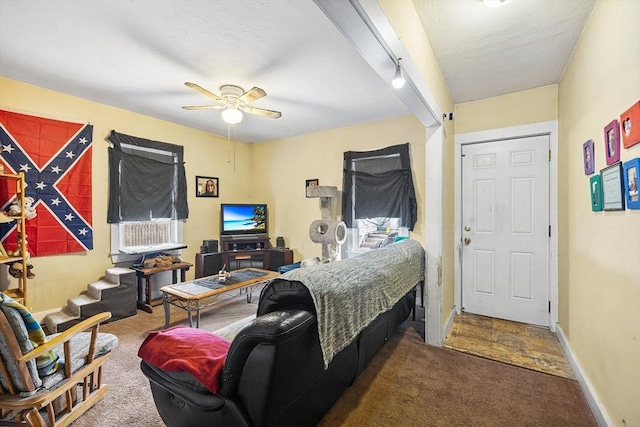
[[590, 174, 603, 211]]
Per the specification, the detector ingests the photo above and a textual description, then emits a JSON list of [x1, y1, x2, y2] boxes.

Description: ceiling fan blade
[[237, 87, 266, 105], [184, 82, 222, 101], [182, 105, 225, 110], [241, 105, 282, 119]]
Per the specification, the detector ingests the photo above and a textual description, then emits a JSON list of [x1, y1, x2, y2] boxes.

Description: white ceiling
[[414, 0, 596, 103], [0, 0, 596, 143]]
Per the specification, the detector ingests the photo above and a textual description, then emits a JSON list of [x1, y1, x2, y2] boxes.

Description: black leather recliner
[[140, 278, 416, 427]]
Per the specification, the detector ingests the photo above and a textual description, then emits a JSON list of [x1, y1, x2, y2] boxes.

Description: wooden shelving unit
[[0, 172, 28, 306]]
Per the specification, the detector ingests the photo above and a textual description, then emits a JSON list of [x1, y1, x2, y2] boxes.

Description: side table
[[134, 261, 193, 313]]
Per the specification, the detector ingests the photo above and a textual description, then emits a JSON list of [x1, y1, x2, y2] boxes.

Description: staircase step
[[67, 294, 100, 316], [44, 267, 137, 334], [44, 310, 79, 334], [86, 280, 119, 300], [105, 267, 137, 285]]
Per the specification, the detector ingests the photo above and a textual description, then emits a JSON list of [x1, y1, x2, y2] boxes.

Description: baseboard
[[555, 324, 612, 427], [441, 305, 457, 345]]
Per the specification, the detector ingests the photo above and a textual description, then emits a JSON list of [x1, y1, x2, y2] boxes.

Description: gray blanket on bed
[[279, 239, 425, 367]]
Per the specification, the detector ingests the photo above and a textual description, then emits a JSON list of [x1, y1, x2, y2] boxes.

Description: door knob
[[464, 237, 471, 245], [464, 225, 471, 232]]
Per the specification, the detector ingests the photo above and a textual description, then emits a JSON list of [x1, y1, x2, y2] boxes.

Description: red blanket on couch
[[138, 326, 231, 393]]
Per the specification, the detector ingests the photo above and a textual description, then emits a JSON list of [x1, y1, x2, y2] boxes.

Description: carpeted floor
[[320, 323, 597, 427], [71, 288, 263, 427], [70, 291, 596, 427]]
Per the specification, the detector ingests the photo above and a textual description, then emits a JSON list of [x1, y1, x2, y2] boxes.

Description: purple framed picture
[[604, 119, 620, 165], [583, 139, 595, 175]]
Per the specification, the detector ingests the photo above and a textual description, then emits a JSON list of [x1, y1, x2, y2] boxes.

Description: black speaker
[[201, 239, 218, 254], [268, 249, 293, 272], [195, 252, 224, 278]]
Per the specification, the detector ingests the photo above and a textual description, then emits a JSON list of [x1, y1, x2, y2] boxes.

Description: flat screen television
[[220, 203, 268, 236]]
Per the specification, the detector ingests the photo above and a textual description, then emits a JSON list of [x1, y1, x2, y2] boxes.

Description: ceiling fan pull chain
[[227, 123, 232, 165]]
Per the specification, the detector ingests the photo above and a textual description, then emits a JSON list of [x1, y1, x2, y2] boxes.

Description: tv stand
[[220, 235, 270, 251], [220, 235, 271, 270]]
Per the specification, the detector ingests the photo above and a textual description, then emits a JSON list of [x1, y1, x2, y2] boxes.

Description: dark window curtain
[[106, 130, 188, 223], [342, 143, 417, 231]]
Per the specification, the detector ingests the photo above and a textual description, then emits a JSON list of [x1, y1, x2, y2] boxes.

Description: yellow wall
[[558, 0, 640, 424], [0, 77, 426, 313], [252, 115, 426, 260], [0, 77, 253, 312], [451, 1, 640, 423], [455, 85, 558, 134], [378, 0, 456, 324]]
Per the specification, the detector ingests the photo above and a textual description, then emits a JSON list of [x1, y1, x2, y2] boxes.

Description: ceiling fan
[[182, 82, 282, 124]]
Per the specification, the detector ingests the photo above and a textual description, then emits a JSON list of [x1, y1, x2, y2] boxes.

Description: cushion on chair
[[0, 305, 43, 392], [0, 299, 119, 393], [0, 293, 60, 376], [138, 325, 231, 393], [40, 331, 119, 390]]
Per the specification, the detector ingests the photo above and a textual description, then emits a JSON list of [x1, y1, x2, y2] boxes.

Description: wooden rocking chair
[[0, 307, 117, 427]]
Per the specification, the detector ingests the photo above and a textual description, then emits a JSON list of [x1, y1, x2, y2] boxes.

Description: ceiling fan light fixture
[[482, 0, 511, 7], [221, 107, 243, 124], [392, 58, 405, 89]]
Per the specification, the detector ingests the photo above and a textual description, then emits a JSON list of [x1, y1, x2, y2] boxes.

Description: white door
[[461, 135, 549, 326]]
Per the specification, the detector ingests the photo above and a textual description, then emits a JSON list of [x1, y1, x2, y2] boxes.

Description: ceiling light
[[392, 58, 405, 89], [482, 0, 511, 7], [221, 107, 243, 124]]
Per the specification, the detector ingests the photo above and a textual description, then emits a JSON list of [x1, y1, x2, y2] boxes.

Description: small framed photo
[[196, 176, 219, 198], [623, 157, 640, 209], [600, 163, 625, 211], [589, 174, 603, 211], [583, 139, 595, 175], [620, 101, 640, 149], [604, 120, 620, 165]]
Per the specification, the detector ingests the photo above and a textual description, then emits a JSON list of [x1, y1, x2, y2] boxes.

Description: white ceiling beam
[[314, 0, 441, 128]]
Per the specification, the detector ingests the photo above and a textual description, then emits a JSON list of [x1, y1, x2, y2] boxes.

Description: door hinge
[[549, 150, 551, 161], [548, 301, 551, 313], [549, 225, 551, 237]]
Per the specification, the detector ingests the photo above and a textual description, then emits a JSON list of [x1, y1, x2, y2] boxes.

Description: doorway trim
[[454, 121, 558, 330]]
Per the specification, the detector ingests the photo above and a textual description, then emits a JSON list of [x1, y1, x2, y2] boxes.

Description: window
[[106, 131, 189, 262], [342, 143, 416, 257]]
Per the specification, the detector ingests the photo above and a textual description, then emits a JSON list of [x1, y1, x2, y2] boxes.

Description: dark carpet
[[319, 323, 597, 427]]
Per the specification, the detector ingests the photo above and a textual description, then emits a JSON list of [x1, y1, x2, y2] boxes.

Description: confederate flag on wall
[[0, 110, 93, 256]]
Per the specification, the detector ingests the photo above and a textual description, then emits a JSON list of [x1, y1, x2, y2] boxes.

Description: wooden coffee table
[[160, 268, 279, 328]]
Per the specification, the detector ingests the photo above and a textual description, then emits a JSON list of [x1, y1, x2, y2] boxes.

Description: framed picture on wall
[[620, 101, 640, 149], [604, 119, 620, 165], [196, 176, 219, 198], [589, 174, 603, 211], [600, 163, 625, 211], [583, 139, 595, 175], [622, 157, 640, 209]]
